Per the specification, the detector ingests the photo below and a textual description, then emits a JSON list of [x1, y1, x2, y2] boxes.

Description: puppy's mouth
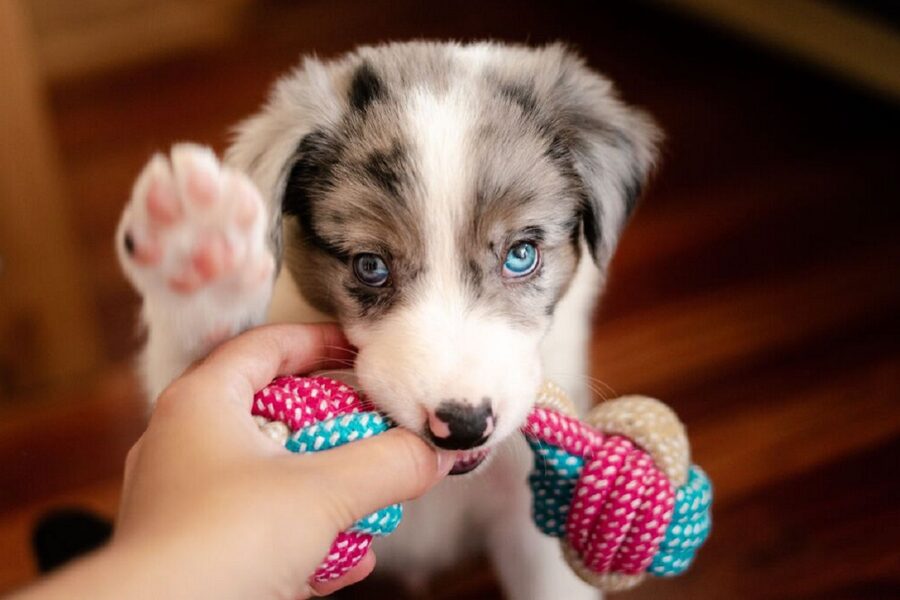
[[445, 447, 492, 475]]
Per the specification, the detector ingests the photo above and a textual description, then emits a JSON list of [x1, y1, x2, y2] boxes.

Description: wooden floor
[[2, 2, 898, 597]]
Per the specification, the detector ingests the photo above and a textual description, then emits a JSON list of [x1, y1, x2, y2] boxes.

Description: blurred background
[[1, 0, 898, 597]]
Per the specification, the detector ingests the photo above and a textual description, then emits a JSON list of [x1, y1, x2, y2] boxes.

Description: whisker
[[543, 370, 619, 404], [323, 344, 359, 357]]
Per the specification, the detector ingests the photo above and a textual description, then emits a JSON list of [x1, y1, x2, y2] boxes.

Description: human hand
[[12, 324, 452, 600]]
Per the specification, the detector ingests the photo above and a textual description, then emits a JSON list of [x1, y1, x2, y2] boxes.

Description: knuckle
[[152, 384, 182, 415], [124, 441, 141, 471], [152, 377, 204, 418]]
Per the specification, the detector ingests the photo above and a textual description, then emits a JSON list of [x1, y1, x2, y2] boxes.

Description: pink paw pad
[[190, 234, 234, 281], [146, 175, 182, 224], [185, 164, 220, 207], [167, 269, 203, 294]]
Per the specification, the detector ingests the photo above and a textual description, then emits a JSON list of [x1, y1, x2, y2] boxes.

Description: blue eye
[[353, 253, 390, 287], [503, 242, 540, 278]]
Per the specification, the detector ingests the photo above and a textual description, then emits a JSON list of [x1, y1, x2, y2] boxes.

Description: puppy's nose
[[427, 399, 494, 450]]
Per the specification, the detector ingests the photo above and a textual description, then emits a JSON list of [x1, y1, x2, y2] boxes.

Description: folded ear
[[548, 48, 661, 267]]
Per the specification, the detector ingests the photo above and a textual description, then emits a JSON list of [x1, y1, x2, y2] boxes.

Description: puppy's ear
[[549, 48, 661, 267]]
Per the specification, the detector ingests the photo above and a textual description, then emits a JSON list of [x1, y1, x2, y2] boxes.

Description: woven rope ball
[[524, 382, 711, 591], [251, 376, 712, 589]]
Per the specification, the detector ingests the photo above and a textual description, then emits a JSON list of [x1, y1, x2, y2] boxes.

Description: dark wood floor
[[2, 1, 898, 597]]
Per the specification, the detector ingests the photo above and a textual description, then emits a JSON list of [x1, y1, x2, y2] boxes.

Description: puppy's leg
[[117, 144, 275, 399], [488, 487, 599, 600]]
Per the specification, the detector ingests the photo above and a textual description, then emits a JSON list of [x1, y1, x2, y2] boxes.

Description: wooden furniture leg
[[0, 0, 101, 397]]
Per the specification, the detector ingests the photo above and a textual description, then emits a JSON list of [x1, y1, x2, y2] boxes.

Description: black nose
[[427, 399, 495, 450]]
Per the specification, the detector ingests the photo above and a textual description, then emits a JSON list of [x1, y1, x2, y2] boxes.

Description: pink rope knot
[[522, 402, 678, 586], [566, 435, 674, 575]]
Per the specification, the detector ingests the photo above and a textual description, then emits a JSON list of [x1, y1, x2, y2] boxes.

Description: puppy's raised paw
[[117, 144, 273, 303]]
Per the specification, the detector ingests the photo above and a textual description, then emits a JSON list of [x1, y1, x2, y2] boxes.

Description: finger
[[308, 550, 376, 597], [291, 429, 454, 528], [189, 323, 355, 404], [115, 436, 144, 534], [122, 436, 143, 488]]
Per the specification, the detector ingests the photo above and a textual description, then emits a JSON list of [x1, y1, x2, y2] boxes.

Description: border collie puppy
[[117, 41, 659, 599]]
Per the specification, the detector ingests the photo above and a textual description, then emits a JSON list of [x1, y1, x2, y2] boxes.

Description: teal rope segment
[[286, 412, 390, 452], [526, 437, 583, 537], [649, 465, 713, 576], [352, 503, 403, 536], [285, 412, 403, 537], [527, 438, 713, 578]]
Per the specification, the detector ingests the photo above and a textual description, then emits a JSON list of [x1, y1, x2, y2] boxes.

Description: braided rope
[[253, 376, 372, 430], [523, 407, 675, 577], [649, 465, 712, 576], [249, 375, 711, 589], [521, 385, 711, 590], [251, 376, 397, 582]]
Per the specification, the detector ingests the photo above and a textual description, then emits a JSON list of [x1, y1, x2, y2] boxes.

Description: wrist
[[7, 543, 148, 600]]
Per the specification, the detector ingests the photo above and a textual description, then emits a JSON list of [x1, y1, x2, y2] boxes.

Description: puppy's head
[[236, 42, 659, 471]]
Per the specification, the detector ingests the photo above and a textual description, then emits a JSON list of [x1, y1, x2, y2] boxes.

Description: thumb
[[295, 429, 454, 528]]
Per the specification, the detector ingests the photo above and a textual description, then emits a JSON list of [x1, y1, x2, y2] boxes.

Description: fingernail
[[436, 451, 455, 476]]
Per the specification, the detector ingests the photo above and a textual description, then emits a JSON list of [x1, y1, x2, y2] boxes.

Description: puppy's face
[[272, 43, 658, 471]]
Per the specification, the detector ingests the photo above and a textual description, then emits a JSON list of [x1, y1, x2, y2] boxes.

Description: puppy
[[117, 41, 659, 599]]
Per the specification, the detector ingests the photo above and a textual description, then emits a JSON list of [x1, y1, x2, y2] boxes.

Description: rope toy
[[524, 382, 712, 591], [251, 376, 712, 589]]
